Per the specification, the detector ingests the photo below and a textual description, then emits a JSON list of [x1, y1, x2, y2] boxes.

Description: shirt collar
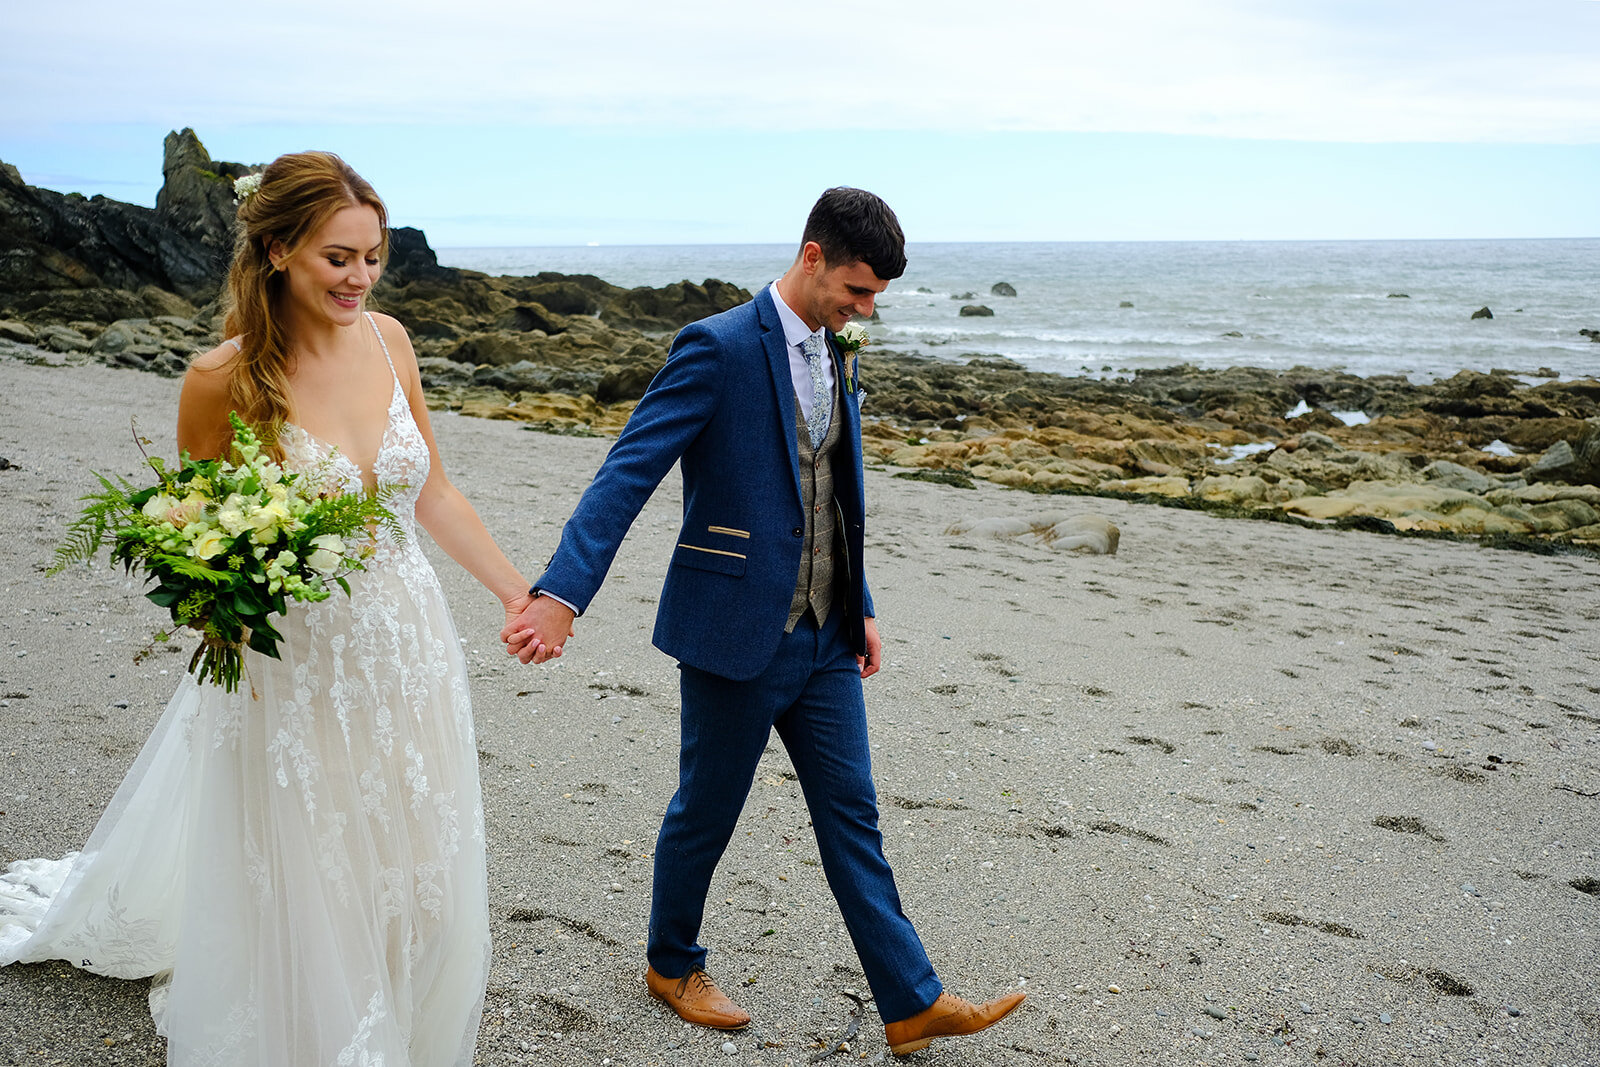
[[768, 282, 822, 350]]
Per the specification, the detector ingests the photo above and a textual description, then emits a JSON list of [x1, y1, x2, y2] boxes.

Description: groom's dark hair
[[803, 187, 906, 281]]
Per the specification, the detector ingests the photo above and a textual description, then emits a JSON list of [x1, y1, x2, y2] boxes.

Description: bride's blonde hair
[[221, 151, 389, 459]]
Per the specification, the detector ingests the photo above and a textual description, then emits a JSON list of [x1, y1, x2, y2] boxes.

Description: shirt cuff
[[532, 588, 580, 615]]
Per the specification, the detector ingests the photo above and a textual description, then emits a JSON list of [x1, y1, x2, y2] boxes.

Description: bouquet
[[51, 413, 402, 693]]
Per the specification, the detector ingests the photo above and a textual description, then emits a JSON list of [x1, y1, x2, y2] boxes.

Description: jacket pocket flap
[[672, 542, 748, 576]]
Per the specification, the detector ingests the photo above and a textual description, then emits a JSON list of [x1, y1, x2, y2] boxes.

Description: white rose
[[190, 527, 229, 561], [249, 497, 294, 544], [305, 534, 346, 575], [141, 493, 179, 521]]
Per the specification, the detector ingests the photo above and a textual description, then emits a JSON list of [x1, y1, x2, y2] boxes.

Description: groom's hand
[[857, 617, 882, 679], [502, 595, 576, 665]]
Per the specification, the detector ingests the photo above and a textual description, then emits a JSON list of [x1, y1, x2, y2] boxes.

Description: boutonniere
[[836, 321, 870, 395]]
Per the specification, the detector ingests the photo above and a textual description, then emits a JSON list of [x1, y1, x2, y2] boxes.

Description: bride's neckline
[[279, 312, 400, 493], [287, 376, 402, 493]]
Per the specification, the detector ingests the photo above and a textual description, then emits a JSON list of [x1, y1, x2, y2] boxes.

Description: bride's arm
[[372, 315, 533, 619], [177, 345, 240, 459]]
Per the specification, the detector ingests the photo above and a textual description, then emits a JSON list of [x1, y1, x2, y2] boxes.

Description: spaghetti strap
[[364, 311, 398, 384]]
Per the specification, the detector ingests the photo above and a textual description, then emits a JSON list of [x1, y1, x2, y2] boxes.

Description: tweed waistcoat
[[786, 378, 844, 632]]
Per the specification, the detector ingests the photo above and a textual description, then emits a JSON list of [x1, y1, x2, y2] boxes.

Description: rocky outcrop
[[3, 133, 1597, 550], [153, 128, 252, 283]]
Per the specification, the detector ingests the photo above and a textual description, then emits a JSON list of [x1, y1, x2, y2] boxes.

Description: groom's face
[[800, 244, 889, 333]]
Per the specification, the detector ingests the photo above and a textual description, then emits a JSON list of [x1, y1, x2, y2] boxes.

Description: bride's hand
[[501, 591, 535, 634]]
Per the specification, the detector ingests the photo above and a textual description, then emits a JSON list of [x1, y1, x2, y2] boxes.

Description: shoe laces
[[675, 967, 715, 999]]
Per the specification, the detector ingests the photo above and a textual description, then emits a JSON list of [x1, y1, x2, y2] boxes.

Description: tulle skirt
[[0, 546, 489, 1066]]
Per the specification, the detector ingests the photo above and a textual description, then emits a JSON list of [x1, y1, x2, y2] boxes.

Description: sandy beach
[[2, 353, 1597, 1066]]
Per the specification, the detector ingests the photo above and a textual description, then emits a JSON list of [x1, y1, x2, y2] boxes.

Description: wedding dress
[[0, 314, 489, 1066]]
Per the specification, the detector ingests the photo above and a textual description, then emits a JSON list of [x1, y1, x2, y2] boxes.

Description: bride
[[0, 151, 544, 1064]]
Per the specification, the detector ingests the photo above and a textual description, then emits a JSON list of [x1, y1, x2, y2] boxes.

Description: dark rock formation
[[1471, 306, 1493, 320], [991, 282, 1017, 297], [960, 305, 995, 317]]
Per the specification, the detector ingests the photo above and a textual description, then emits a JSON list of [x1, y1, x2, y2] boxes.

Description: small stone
[[1461, 883, 1479, 896], [1108, 985, 1122, 994], [112, 700, 130, 709], [1507, 1006, 1523, 1017], [1422, 740, 1438, 751], [1300, 1002, 1313, 1014], [1244, 1055, 1259, 1063], [1380, 1012, 1393, 1024], [722, 1040, 738, 1054], [608, 882, 624, 892], [1205, 1005, 1227, 1020]]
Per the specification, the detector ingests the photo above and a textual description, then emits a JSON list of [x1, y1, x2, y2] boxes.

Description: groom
[[503, 188, 1023, 1055]]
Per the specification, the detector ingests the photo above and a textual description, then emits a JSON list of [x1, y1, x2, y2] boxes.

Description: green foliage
[[51, 413, 406, 692]]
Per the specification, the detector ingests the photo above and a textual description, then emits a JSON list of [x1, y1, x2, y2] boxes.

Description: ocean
[[438, 239, 1599, 384]]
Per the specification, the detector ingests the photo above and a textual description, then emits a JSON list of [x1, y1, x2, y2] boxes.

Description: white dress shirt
[[767, 282, 836, 422]]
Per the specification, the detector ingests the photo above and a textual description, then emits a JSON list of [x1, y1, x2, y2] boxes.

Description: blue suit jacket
[[535, 287, 875, 682]]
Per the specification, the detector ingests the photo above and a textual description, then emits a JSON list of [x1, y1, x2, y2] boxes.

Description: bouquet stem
[[188, 633, 245, 694]]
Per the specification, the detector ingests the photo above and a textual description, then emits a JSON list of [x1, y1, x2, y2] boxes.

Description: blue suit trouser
[[646, 609, 943, 1024]]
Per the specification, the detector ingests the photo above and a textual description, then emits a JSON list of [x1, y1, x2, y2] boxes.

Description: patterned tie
[[800, 332, 831, 449]]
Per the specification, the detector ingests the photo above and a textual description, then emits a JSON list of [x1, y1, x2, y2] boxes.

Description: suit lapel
[[756, 289, 804, 504]]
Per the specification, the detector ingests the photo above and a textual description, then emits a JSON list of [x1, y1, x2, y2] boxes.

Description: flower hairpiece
[[232, 172, 263, 205]]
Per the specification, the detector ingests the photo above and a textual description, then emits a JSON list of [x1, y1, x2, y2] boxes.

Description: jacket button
[[792, 527, 803, 537]]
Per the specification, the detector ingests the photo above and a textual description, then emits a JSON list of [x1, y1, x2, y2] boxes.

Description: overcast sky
[[5, 0, 1598, 244]]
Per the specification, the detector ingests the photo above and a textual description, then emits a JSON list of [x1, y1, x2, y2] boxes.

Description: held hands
[[501, 594, 576, 665], [857, 617, 883, 680]]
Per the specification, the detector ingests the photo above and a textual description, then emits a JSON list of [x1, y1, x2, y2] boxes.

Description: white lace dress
[[0, 315, 489, 1066]]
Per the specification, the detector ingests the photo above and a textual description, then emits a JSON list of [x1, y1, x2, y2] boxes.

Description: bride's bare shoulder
[[190, 338, 242, 376]]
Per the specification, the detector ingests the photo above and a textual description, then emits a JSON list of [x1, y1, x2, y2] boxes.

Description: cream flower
[[248, 497, 294, 544], [191, 527, 229, 561], [141, 493, 179, 523], [838, 321, 871, 351], [216, 493, 252, 536], [306, 534, 346, 574]]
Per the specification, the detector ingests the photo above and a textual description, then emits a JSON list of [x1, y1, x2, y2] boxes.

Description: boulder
[[597, 361, 661, 403], [1040, 514, 1119, 554], [472, 360, 602, 396], [1525, 429, 1600, 486], [991, 282, 1017, 297], [602, 278, 747, 332], [416, 356, 474, 389], [959, 305, 995, 317], [1421, 460, 1495, 494], [1471, 306, 1493, 320]]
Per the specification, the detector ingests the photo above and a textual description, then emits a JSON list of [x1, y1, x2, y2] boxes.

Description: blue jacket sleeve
[[534, 323, 722, 612]]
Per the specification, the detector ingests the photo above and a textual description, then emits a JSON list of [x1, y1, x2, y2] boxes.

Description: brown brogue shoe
[[644, 965, 751, 1030], [884, 990, 1026, 1056]]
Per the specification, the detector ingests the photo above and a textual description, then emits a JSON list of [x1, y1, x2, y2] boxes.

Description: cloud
[[4, 0, 1597, 142]]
